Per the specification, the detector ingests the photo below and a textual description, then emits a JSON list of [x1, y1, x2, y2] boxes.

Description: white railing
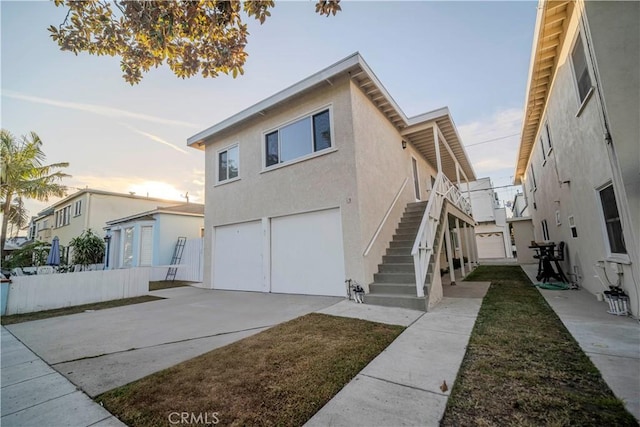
[[411, 173, 473, 297]]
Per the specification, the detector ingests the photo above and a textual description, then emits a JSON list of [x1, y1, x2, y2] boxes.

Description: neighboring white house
[[31, 189, 184, 249], [104, 203, 204, 281], [507, 191, 536, 263], [187, 53, 479, 311], [467, 178, 513, 259], [514, 1, 639, 316]]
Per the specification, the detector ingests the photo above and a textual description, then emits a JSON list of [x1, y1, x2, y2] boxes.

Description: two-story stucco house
[[188, 53, 479, 311], [467, 177, 513, 259], [31, 189, 185, 258], [514, 1, 639, 316]]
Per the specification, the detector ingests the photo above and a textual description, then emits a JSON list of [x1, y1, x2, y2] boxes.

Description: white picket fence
[[150, 238, 204, 282], [5, 267, 150, 315]]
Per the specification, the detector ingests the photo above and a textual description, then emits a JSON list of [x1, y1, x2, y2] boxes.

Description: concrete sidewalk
[[521, 263, 640, 420], [307, 281, 490, 426], [1, 326, 124, 427]]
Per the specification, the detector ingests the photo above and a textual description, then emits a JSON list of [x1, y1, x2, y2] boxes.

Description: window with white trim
[[265, 109, 332, 168], [55, 205, 71, 227], [571, 34, 592, 105], [217, 144, 239, 183], [74, 200, 82, 217], [529, 165, 537, 190], [541, 219, 549, 241], [599, 184, 626, 255]]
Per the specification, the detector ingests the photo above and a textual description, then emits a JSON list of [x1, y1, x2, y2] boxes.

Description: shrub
[[70, 229, 105, 266]]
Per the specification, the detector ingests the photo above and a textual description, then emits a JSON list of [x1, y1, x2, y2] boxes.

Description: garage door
[[477, 232, 506, 258], [271, 208, 345, 296], [213, 221, 264, 292]]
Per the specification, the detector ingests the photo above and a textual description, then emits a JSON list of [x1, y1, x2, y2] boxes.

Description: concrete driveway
[[5, 286, 340, 397]]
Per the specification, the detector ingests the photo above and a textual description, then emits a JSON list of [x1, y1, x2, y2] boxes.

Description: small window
[[544, 123, 553, 152], [74, 200, 82, 217], [568, 215, 578, 238], [530, 165, 537, 190], [541, 219, 549, 241], [264, 109, 332, 168], [572, 34, 592, 104], [539, 136, 546, 161], [599, 184, 626, 254], [217, 145, 239, 183]]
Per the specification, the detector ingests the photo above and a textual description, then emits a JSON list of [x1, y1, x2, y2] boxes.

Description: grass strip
[[443, 265, 636, 426], [1, 295, 164, 325], [97, 313, 404, 426], [149, 280, 192, 291]]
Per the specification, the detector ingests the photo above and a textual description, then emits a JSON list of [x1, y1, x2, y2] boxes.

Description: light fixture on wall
[[401, 140, 407, 150]]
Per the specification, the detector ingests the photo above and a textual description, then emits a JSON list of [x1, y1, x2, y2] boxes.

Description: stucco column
[[455, 218, 465, 277], [471, 225, 479, 266], [464, 222, 473, 271], [444, 218, 456, 285], [433, 125, 442, 172]]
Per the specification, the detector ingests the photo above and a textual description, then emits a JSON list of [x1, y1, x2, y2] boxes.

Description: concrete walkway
[[1, 326, 124, 427], [521, 263, 640, 420], [307, 281, 490, 426]]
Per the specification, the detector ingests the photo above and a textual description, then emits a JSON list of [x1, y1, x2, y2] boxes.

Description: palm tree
[[1, 130, 70, 254]]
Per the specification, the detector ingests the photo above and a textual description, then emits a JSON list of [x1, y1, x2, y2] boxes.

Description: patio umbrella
[[46, 236, 61, 266]]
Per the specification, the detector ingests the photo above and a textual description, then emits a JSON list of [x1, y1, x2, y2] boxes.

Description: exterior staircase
[[366, 201, 447, 311]]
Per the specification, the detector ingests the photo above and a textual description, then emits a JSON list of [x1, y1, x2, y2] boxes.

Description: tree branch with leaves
[[49, 0, 341, 85]]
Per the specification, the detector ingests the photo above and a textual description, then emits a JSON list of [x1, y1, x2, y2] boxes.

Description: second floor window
[[218, 144, 239, 183], [74, 200, 82, 216], [571, 34, 592, 104], [265, 109, 332, 168], [55, 206, 71, 227]]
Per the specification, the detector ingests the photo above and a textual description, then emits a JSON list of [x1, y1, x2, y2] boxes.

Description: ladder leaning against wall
[[165, 237, 187, 281]]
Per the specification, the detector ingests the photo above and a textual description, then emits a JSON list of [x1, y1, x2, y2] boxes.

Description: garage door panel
[[477, 232, 506, 258], [271, 209, 345, 296], [213, 221, 263, 292]]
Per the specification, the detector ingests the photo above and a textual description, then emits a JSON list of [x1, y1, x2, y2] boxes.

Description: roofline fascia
[[514, 0, 547, 185], [187, 52, 364, 147]]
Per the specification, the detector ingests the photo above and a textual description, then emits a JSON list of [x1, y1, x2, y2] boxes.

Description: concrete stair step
[[389, 240, 413, 248], [382, 255, 414, 264], [373, 272, 415, 283], [392, 234, 416, 242], [378, 263, 415, 273], [365, 294, 427, 311], [369, 282, 417, 295], [386, 247, 412, 256]]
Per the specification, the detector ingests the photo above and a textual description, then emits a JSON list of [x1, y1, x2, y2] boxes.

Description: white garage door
[[271, 208, 345, 296], [213, 221, 264, 292], [477, 232, 506, 259]]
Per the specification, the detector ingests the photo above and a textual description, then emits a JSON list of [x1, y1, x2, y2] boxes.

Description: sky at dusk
[[1, 0, 537, 223]]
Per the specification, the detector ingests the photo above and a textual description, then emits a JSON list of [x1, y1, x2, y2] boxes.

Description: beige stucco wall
[[585, 0, 639, 281], [202, 75, 359, 288], [39, 193, 176, 248], [350, 81, 439, 287], [509, 218, 536, 264], [521, 2, 639, 316]]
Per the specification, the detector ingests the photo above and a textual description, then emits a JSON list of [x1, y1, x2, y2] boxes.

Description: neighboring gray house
[[467, 178, 513, 259], [105, 203, 204, 281], [188, 53, 479, 311], [514, 0, 639, 316]]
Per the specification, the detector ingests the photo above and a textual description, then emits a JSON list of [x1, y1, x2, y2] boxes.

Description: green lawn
[[442, 265, 636, 426], [1, 296, 164, 325], [97, 313, 404, 426]]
